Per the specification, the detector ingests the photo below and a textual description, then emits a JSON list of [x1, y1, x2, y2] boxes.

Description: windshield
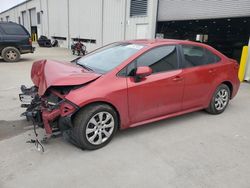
[[76, 42, 145, 73]]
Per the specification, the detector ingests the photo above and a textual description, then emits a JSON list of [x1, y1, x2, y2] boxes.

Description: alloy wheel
[[214, 89, 229, 110], [85, 112, 115, 145]]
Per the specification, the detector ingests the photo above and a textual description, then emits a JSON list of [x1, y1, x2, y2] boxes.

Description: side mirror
[[135, 66, 152, 82]]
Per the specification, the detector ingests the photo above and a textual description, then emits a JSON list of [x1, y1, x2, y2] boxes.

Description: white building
[[0, 0, 158, 51], [0, 0, 250, 63]]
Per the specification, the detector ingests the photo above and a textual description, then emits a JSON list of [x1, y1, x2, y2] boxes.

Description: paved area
[[0, 46, 250, 188]]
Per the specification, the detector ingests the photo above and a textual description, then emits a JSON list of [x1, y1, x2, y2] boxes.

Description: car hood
[[31, 59, 101, 96]]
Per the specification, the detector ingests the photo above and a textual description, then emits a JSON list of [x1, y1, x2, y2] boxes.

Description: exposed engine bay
[[20, 85, 79, 135]]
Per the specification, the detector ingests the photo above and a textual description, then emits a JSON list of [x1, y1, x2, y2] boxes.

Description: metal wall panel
[[21, 11, 28, 29], [103, 0, 126, 45], [47, 0, 69, 48], [29, 8, 36, 26], [158, 0, 250, 21], [69, 0, 103, 50]]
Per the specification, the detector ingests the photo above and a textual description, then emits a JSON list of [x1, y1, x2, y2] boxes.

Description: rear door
[[180, 45, 222, 110], [126, 45, 184, 124]]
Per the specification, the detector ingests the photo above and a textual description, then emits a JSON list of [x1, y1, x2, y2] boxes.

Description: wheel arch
[[206, 80, 234, 108], [72, 101, 121, 129], [1, 46, 20, 55], [221, 81, 233, 98], [2, 45, 20, 51]]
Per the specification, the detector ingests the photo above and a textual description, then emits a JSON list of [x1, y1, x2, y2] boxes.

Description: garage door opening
[[156, 17, 250, 62]]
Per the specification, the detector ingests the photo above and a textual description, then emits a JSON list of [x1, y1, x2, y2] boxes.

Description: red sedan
[[20, 39, 240, 150]]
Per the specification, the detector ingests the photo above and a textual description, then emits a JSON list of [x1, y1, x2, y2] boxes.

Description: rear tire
[[70, 103, 118, 150], [206, 84, 230, 114], [2, 47, 20, 62]]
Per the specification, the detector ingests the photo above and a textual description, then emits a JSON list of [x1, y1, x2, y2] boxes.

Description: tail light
[[29, 38, 32, 45]]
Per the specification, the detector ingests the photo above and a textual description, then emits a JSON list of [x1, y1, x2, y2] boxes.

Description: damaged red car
[[20, 39, 240, 150]]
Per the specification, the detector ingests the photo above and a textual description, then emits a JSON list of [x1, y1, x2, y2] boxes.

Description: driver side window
[[118, 45, 180, 77], [118, 45, 179, 77], [136, 45, 178, 74]]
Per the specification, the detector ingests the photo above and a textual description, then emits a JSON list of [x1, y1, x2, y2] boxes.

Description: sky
[[0, 0, 25, 13]]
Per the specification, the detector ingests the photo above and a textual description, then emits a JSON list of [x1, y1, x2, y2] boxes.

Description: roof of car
[[126, 39, 207, 47], [124, 39, 218, 52]]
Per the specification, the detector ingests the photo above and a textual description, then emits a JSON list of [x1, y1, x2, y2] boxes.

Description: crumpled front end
[[19, 85, 79, 135], [19, 59, 101, 135]]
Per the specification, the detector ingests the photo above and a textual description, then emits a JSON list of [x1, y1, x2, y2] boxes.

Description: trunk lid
[[31, 60, 101, 96]]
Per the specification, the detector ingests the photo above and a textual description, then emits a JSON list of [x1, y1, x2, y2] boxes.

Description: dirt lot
[[0, 46, 250, 188]]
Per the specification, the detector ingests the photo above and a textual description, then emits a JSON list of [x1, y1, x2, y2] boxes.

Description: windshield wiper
[[71, 57, 81, 63], [76, 62, 94, 72]]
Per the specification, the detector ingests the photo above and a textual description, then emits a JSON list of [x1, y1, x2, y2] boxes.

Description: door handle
[[172, 76, 183, 82]]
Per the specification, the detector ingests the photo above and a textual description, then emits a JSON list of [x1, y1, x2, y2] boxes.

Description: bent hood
[[31, 59, 101, 96]]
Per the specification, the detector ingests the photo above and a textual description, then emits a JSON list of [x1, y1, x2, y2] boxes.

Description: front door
[[127, 45, 184, 124]]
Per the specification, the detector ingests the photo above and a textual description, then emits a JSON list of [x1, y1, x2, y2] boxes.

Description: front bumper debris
[[19, 85, 78, 135]]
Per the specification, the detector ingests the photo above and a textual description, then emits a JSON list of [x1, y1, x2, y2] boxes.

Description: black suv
[[0, 22, 35, 62]]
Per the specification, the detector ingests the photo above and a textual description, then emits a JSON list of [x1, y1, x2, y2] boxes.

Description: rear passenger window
[[136, 45, 179, 74], [0, 24, 27, 35], [205, 48, 221, 63], [182, 45, 220, 68]]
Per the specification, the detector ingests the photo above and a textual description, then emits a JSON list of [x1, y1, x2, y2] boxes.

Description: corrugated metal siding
[[29, 8, 36, 26], [69, 0, 102, 50], [103, 0, 126, 45], [21, 11, 28, 30], [48, 0, 68, 48], [48, 0, 68, 38], [158, 0, 250, 21]]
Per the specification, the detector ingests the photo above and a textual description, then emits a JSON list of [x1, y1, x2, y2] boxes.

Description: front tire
[[2, 47, 20, 62], [71, 104, 118, 150], [206, 84, 230, 114]]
